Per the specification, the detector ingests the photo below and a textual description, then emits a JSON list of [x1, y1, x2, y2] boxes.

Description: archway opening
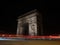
[[22, 23, 29, 35]]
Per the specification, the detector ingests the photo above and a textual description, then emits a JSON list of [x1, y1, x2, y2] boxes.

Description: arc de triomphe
[[17, 9, 43, 36]]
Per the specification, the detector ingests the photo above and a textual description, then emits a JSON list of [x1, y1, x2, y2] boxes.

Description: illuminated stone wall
[[17, 9, 43, 36]]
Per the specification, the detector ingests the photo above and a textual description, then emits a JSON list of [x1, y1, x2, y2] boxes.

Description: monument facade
[[17, 9, 43, 36]]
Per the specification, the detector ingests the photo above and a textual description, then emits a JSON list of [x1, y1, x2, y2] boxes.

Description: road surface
[[0, 40, 60, 45]]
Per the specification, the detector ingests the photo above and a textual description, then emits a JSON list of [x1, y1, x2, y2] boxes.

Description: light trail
[[0, 34, 60, 40]]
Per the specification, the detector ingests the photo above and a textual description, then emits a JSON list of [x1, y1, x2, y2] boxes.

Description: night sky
[[0, 1, 60, 35]]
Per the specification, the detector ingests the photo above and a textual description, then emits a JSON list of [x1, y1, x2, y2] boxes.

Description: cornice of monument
[[18, 9, 38, 19]]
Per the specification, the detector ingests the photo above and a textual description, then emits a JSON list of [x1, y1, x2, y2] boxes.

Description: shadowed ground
[[0, 40, 60, 45]]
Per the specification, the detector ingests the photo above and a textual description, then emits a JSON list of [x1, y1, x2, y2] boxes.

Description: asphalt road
[[0, 40, 60, 45]]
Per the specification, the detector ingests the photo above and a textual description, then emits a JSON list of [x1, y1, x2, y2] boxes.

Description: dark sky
[[1, 1, 60, 35]]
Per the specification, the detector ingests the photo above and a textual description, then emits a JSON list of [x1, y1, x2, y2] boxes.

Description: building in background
[[17, 9, 43, 36]]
